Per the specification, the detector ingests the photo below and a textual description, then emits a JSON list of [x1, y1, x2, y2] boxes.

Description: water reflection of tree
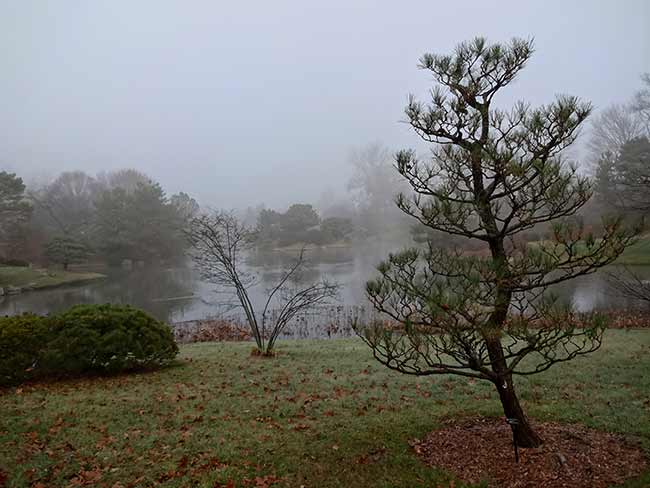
[[104, 268, 196, 321], [247, 247, 355, 267], [0, 267, 196, 322], [258, 266, 321, 288]]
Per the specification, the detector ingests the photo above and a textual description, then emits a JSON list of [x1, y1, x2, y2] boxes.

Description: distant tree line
[[256, 203, 354, 248], [244, 142, 421, 249], [0, 168, 197, 268], [3, 72, 647, 268]]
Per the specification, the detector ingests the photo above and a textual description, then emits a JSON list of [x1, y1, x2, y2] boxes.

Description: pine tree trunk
[[494, 374, 543, 448], [485, 335, 543, 448], [482, 209, 542, 447]]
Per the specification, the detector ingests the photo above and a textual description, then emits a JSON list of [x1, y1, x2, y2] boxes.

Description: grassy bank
[[528, 235, 650, 266], [617, 237, 650, 265], [1, 332, 649, 487], [0, 266, 105, 292]]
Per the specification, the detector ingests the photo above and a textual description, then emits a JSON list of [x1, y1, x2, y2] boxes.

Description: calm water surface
[[2, 244, 648, 326]]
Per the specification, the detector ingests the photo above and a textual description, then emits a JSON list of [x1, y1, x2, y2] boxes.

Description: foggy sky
[[2, 0, 648, 209]]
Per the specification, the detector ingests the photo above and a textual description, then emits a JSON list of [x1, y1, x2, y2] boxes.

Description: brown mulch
[[411, 417, 648, 488], [173, 319, 252, 343]]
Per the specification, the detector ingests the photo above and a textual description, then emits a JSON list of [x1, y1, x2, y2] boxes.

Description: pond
[[1, 243, 648, 330]]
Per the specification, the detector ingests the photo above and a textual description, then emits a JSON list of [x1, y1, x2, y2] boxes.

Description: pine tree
[[356, 38, 637, 447], [45, 236, 91, 270], [0, 171, 32, 258]]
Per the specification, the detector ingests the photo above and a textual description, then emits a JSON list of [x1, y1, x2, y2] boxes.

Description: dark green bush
[[0, 314, 52, 385], [47, 304, 179, 374], [0, 304, 178, 385]]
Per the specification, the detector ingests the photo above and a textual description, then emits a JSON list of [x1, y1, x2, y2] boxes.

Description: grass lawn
[[0, 266, 105, 290], [1, 331, 649, 487], [528, 235, 650, 266], [617, 237, 650, 265]]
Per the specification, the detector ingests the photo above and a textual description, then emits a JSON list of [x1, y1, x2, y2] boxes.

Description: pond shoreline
[[0, 266, 106, 296], [170, 308, 650, 343], [1, 251, 649, 323]]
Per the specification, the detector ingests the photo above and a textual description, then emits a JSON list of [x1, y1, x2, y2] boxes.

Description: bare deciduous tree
[[631, 73, 650, 130], [588, 104, 645, 161], [591, 74, 650, 209], [29, 171, 99, 238], [607, 266, 650, 305], [347, 143, 410, 236], [354, 37, 638, 448], [188, 211, 339, 355]]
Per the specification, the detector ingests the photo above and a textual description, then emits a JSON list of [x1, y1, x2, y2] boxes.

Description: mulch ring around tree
[[411, 417, 648, 488]]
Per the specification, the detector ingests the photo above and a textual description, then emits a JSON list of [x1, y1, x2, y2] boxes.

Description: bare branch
[[188, 211, 340, 354]]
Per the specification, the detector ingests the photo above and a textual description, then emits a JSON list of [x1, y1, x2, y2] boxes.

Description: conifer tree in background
[[45, 235, 91, 270], [0, 171, 32, 259]]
